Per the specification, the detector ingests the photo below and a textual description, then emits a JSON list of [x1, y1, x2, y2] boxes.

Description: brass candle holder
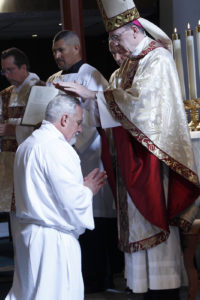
[[184, 98, 200, 131]]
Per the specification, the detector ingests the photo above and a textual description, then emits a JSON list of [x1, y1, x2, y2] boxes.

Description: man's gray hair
[[45, 94, 81, 123]]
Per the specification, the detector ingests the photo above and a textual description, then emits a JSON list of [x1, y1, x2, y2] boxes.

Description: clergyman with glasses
[[0, 47, 41, 214]]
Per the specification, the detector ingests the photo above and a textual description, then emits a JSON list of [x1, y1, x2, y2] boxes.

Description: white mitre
[[96, 0, 172, 52]]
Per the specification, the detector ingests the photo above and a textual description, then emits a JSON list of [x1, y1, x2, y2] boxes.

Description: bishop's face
[[52, 38, 78, 71], [109, 25, 140, 55], [109, 41, 129, 66]]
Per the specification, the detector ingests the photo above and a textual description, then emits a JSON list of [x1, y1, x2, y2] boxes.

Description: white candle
[[196, 20, 200, 83], [186, 23, 197, 99], [172, 28, 186, 100]]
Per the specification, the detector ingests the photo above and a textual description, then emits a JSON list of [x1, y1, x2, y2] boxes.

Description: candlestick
[[186, 23, 197, 99], [196, 20, 200, 82], [172, 28, 186, 100]]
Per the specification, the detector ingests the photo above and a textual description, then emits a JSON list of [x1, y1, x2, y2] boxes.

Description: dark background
[[0, 0, 159, 90]]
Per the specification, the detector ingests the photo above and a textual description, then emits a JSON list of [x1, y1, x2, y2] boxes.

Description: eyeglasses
[[1, 67, 17, 76], [109, 29, 128, 42]]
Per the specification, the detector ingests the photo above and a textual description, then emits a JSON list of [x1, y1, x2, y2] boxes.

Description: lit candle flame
[[174, 27, 177, 33], [187, 23, 191, 30], [198, 20, 200, 26]]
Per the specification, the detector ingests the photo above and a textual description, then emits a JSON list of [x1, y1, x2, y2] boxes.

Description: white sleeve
[[44, 143, 94, 231], [96, 91, 121, 128]]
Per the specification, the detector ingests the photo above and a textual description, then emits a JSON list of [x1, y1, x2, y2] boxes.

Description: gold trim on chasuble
[[1, 139, 18, 152], [1, 86, 24, 152], [1, 86, 14, 121], [116, 161, 170, 253], [96, 0, 140, 32], [119, 230, 169, 253], [104, 40, 197, 252], [105, 89, 194, 252], [105, 89, 199, 186]]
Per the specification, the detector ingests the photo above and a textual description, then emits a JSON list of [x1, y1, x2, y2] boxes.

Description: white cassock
[[47, 63, 116, 218], [5, 121, 94, 300]]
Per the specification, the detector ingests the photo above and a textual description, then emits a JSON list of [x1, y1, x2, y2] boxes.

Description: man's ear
[[20, 64, 27, 72], [60, 114, 69, 127], [73, 44, 80, 54]]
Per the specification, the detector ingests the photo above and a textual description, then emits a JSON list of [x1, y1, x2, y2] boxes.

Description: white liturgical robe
[[90, 37, 198, 292], [5, 121, 94, 300], [47, 63, 116, 218]]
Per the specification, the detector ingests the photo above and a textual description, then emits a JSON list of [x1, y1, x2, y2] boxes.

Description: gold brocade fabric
[[1, 139, 18, 152], [107, 37, 198, 185], [105, 37, 199, 252], [47, 71, 64, 84], [96, 0, 140, 32], [0, 75, 39, 212]]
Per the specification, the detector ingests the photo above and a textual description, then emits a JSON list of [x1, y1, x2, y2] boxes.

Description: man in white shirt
[[5, 94, 107, 300]]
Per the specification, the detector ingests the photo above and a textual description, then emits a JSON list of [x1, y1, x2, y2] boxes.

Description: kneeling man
[[5, 94, 107, 300]]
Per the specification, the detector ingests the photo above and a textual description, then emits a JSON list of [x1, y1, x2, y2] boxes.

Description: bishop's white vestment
[[92, 37, 200, 292], [5, 121, 94, 300], [47, 63, 116, 218]]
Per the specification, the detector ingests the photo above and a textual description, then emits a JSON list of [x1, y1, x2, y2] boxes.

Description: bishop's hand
[[53, 81, 96, 101]]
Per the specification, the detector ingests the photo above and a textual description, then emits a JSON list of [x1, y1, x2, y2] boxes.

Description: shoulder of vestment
[[0, 85, 14, 96]]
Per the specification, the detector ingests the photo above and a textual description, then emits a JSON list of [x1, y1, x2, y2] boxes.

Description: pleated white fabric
[[124, 226, 185, 293], [6, 223, 83, 300], [5, 121, 94, 300], [47, 63, 116, 218]]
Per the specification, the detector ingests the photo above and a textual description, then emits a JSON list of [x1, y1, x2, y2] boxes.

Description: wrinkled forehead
[[108, 26, 125, 40]]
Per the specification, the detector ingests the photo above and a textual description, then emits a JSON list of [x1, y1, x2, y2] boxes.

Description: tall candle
[[172, 28, 186, 100], [186, 23, 197, 99], [196, 20, 200, 82]]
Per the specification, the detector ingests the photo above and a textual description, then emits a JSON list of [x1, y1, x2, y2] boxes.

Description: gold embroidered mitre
[[96, 0, 140, 32]]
